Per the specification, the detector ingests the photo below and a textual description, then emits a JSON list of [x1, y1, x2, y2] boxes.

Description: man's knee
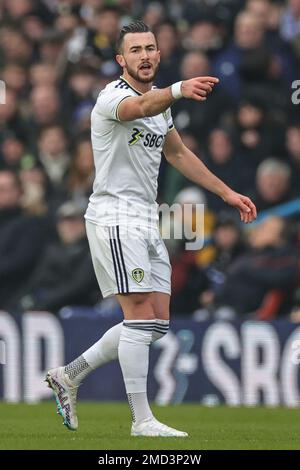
[[117, 293, 156, 320]]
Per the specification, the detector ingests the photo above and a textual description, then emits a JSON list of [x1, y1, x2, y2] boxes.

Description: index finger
[[195, 76, 219, 84]]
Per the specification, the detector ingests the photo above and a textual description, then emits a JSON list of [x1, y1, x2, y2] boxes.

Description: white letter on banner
[[202, 323, 241, 405], [242, 322, 279, 406], [23, 312, 65, 403], [280, 327, 300, 407], [291, 80, 300, 105], [0, 311, 21, 402], [153, 331, 178, 405]]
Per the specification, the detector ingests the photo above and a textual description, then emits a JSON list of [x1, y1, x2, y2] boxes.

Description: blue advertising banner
[[1, 310, 300, 406]]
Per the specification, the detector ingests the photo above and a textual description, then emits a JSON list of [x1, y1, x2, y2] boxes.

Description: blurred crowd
[[0, 0, 300, 319]]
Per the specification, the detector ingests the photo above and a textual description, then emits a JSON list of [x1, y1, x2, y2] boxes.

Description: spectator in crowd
[[0, 169, 48, 310], [54, 6, 81, 40], [211, 216, 300, 318], [87, 5, 121, 61], [182, 18, 223, 56], [0, 88, 26, 142], [29, 63, 59, 88], [246, 0, 274, 29], [165, 186, 215, 314], [17, 201, 99, 313], [0, 26, 33, 65], [162, 132, 201, 205], [2, 0, 35, 22], [192, 212, 246, 319], [0, 0, 299, 316], [143, 2, 166, 29], [161, 185, 213, 256], [63, 65, 97, 135], [251, 158, 294, 211], [285, 124, 300, 189], [67, 135, 94, 207], [27, 85, 64, 151], [19, 166, 49, 217], [155, 21, 181, 88], [226, 95, 284, 189], [29, 85, 62, 129], [203, 128, 243, 213], [0, 132, 29, 171], [172, 210, 246, 316], [38, 29, 66, 65], [172, 51, 233, 140], [1, 63, 28, 98], [233, 97, 271, 160], [37, 125, 70, 204], [246, 0, 283, 43], [22, 10, 48, 45], [280, 0, 300, 44], [206, 212, 246, 276], [213, 10, 296, 101]]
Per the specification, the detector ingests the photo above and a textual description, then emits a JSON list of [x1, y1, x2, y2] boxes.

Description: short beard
[[124, 60, 159, 83]]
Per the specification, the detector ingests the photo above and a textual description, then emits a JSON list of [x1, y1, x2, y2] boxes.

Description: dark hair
[[116, 21, 154, 53]]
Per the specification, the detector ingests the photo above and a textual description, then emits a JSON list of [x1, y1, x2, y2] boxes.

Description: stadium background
[[1, 0, 300, 412]]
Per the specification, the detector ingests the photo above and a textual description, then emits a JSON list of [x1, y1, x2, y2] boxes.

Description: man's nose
[[141, 48, 149, 60]]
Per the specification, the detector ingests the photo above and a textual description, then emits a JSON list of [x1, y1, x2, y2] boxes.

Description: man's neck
[[121, 71, 153, 94]]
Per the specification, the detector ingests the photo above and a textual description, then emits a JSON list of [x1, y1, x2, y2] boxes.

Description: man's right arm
[[117, 76, 219, 121]]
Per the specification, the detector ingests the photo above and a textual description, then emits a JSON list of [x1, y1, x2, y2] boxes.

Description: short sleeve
[[95, 87, 132, 121], [165, 107, 175, 132]]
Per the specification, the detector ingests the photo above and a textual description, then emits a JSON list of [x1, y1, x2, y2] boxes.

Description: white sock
[[128, 391, 152, 424], [82, 322, 123, 369], [64, 320, 170, 388], [64, 323, 123, 386], [82, 319, 169, 370], [119, 320, 156, 423], [64, 355, 92, 386]]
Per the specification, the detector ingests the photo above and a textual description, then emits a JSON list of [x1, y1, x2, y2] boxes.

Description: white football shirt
[[85, 76, 174, 227]]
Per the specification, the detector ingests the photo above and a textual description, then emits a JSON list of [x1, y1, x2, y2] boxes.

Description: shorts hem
[[101, 287, 171, 298]]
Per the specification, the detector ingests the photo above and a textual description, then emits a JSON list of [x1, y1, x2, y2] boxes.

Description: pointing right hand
[[181, 76, 219, 101]]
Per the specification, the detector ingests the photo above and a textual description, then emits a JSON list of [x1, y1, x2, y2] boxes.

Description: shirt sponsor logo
[[129, 127, 165, 148]]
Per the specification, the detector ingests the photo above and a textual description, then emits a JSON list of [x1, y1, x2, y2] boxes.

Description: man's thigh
[[149, 292, 170, 320]]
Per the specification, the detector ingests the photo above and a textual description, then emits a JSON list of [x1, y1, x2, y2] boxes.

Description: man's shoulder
[[92, 78, 134, 118], [99, 78, 134, 96]]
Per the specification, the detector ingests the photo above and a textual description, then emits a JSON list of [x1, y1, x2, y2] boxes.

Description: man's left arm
[[163, 128, 257, 223]]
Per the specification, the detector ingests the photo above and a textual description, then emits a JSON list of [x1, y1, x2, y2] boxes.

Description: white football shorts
[[85, 220, 171, 298]]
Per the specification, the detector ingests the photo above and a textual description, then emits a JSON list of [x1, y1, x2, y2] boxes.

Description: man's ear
[[157, 49, 161, 64], [116, 54, 125, 68]]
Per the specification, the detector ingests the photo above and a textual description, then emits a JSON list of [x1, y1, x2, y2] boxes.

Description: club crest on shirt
[[132, 268, 144, 283]]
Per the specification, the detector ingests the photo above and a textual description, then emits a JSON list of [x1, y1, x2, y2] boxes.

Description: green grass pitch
[[0, 402, 300, 450]]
